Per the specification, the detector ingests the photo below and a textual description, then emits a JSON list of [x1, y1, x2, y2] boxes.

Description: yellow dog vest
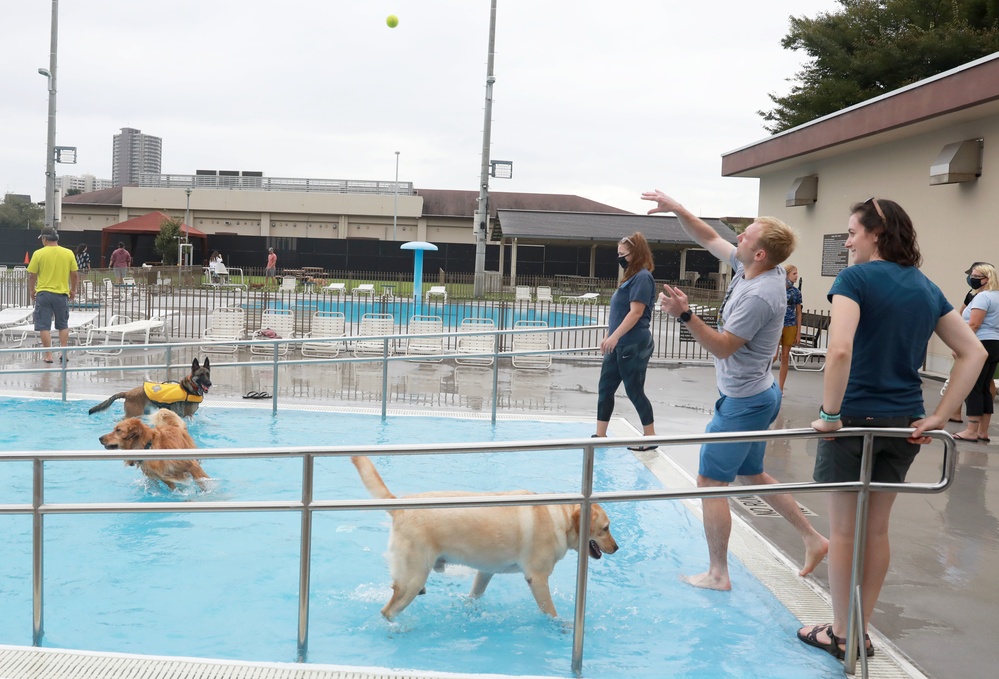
[[143, 382, 204, 405]]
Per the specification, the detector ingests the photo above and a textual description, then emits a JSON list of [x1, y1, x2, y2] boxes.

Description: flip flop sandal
[[627, 445, 659, 452], [948, 418, 963, 423], [242, 391, 272, 399], [952, 433, 977, 441]]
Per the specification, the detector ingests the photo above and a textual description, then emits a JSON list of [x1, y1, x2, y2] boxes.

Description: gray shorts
[[34, 291, 70, 331], [265, 267, 277, 277], [814, 416, 921, 484]]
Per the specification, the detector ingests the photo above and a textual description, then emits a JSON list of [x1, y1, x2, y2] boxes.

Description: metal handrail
[[0, 427, 955, 678]]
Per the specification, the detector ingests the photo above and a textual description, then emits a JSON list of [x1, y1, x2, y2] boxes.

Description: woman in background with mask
[[954, 262, 999, 442], [594, 232, 658, 449]]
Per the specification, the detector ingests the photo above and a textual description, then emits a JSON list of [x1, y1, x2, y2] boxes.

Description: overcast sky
[[2, 0, 841, 218]]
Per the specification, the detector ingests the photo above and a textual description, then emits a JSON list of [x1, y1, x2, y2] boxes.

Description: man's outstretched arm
[[642, 190, 735, 263]]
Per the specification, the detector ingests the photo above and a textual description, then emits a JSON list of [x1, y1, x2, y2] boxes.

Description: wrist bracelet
[[819, 407, 841, 422]]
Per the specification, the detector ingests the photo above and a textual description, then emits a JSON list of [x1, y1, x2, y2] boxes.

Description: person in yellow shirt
[[27, 228, 79, 363]]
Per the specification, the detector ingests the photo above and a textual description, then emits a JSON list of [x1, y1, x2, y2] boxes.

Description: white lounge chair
[[405, 315, 445, 362], [352, 283, 376, 297], [0, 307, 34, 329], [514, 286, 532, 302], [511, 320, 552, 369], [455, 317, 496, 366], [559, 292, 600, 304], [251, 308, 297, 356], [280, 276, 298, 292], [535, 286, 553, 303], [84, 315, 167, 355], [301, 311, 346, 357], [789, 346, 827, 371], [354, 313, 395, 357], [322, 282, 347, 298], [201, 307, 246, 353], [425, 286, 448, 303], [3, 310, 100, 349]]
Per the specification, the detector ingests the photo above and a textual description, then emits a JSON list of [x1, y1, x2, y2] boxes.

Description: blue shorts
[[699, 382, 782, 482], [33, 291, 70, 331]]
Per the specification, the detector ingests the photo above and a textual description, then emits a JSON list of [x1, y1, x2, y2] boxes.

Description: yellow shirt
[[27, 244, 78, 295]]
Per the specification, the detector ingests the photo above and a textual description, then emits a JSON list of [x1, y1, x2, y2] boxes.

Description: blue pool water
[[0, 398, 842, 678], [255, 299, 596, 329]]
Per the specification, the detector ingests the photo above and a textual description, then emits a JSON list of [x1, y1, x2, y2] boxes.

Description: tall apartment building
[[55, 173, 115, 196], [111, 127, 162, 186]]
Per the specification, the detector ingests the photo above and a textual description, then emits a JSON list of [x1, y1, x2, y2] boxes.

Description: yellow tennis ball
[[386, 15, 399, 28]]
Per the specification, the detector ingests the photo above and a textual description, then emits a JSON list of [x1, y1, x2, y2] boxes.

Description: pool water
[[0, 398, 842, 678], [257, 299, 596, 329]]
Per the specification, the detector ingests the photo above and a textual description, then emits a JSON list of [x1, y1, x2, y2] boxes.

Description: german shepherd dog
[[88, 358, 212, 418]]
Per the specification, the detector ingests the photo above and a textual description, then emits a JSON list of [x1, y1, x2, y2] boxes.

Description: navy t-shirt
[[828, 261, 952, 417], [607, 269, 655, 345]]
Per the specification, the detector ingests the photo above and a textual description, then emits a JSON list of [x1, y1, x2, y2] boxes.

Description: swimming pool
[[255, 299, 597, 329], [0, 398, 842, 678]]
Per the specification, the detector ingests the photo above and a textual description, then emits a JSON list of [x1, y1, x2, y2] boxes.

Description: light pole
[[472, 0, 498, 298], [39, 0, 59, 230], [393, 151, 400, 241], [178, 187, 192, 268]]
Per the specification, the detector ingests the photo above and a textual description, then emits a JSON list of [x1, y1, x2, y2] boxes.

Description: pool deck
[[0, 352, 996, 679]]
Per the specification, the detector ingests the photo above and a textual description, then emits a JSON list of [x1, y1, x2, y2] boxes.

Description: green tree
[[0, 195, 44, 230], [154, 216, 184, 265], [760, 0, 999, 133], [65, 188, 83, 196]]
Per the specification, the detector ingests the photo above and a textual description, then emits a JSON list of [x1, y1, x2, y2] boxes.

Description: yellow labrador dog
[[351, 455, 619, 620]]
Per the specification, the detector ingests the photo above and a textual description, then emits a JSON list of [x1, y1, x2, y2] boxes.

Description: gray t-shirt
[[714, 253, 785, 397]]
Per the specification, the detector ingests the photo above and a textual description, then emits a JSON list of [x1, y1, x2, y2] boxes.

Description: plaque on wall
[[821, 233, 849, 277]]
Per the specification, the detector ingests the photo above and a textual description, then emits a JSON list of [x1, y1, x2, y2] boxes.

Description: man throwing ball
[[642, 189, 828, 590]]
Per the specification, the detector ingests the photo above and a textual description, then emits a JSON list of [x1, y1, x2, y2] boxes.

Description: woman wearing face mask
[[954, 263, 999, 442], [594, 232, 658, 449]]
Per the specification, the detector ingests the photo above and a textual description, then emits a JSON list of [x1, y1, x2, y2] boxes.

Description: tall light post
[[178, 187, 192, 268], [472, 0, 498, 298], [393, 151, 400, 241], [39, 0, 60, 230]]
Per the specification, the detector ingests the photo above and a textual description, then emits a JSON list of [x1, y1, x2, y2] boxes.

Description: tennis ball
[[386, 15, 399, 28]]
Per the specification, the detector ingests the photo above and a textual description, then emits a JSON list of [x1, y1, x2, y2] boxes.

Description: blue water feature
[[0, 398, 842, 678]]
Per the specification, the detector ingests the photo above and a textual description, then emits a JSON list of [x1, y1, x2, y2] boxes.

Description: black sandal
[[797, 624, 875, 659]]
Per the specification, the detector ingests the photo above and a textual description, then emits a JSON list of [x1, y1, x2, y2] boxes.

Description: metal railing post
[[296, 453, 315, 661], [32, 458, 44, 646], [272, 351, 280, 416], [491, 328, 500, 424], [381, 339, 389, 419], [844, 431, 875, 677], [570, 443, 596, 675]]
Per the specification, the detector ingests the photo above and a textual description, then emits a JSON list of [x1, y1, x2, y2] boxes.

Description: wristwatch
[[678, 310, 693, 324]]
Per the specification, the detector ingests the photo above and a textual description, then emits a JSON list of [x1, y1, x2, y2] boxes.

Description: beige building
[[722, 53, 999, 374]]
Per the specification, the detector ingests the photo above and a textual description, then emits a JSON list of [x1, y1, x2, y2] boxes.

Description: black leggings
[[966, 339, 999, 417], [596, 333, 655, 426]]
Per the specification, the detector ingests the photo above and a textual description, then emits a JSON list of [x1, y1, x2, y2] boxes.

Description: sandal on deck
[[953, 433, 977, 441], [242, 391, 272, 399], [627, 445, 658, 452], [797, 624, 875, 659]]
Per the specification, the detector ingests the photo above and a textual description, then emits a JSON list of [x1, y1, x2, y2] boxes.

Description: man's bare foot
[[800, 534, 829, 576], [681, 572, 731, 591]]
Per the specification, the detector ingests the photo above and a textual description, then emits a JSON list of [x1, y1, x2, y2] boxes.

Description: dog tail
[[88, 393, 129, 415], [351, 455, 396, 502]]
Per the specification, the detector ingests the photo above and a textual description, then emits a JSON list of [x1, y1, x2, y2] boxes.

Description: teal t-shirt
[[608, 269, 655, 345], [828, 261, 952, 417]]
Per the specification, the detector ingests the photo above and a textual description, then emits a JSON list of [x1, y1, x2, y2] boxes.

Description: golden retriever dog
[[99, 409, 209, 490], [351, 455, 619, 620]]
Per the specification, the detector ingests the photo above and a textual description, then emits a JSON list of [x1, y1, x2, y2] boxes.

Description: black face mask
[[618, 256, 628, 269], [968, 276, 985, 290]]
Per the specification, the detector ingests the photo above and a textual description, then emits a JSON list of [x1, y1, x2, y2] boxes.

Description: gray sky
[[2, 0, 840, 217]]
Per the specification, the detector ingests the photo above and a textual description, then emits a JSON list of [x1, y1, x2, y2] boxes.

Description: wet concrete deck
[[0, 349, 995, 679]]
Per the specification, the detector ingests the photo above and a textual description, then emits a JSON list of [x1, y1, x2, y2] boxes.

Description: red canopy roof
[[101, 211, 207, 266]]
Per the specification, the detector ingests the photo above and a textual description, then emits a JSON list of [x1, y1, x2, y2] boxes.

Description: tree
[[154, 216, 184, 265], [760, 0, 999, 133], [66, 188, 83, 196], [0, 195, 44, 230]]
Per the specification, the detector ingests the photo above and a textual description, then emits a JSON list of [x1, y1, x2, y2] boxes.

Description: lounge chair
[[425, 286, 448, 303], [455, 317, 496, 366], [352, 283, 376, 297], [354, 313, 395, 357], [0, 307, 34, 330], [251, 308, 297, 356], [201, 307, 246, 353], [511, 320, 552, 369], [3, 310, 100, 349], [535, 286, 553, 303], [301, 311, 346, 357], [280, 276, 298, 292], [84, 315, 167, 356], [322, 282, 347, 298], [514, 286, 532, 302], [405, 315, 445, 362], [558, 292, 600, 304]]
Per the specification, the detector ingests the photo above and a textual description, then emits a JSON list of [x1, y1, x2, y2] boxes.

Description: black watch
[[678, 310, 693, 324]]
